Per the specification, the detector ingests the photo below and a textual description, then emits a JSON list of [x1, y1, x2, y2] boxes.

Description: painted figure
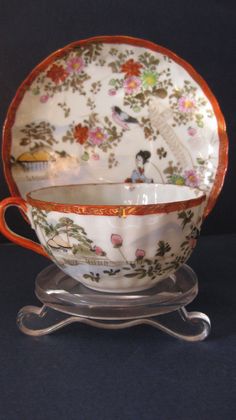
[[125, 150, 153, 183]]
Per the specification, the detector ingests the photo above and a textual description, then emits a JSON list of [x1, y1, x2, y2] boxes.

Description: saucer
[[2, 36, 228, 216]]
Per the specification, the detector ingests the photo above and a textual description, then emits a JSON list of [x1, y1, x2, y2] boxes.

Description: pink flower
[[89, 127, 108, 146], [108, 88, 117, 96], [178, 97, 196, 113], [91, 153, 100, 160], [66, 57, 85, 73], [111, 234, 123, 248], [187, 126, 197, 136], [184, 170, 200, 188], [123, 76, 141, 94], [40, 94, 49, 103], [135, 249, 145, 259], [94, 246, 105, 256]]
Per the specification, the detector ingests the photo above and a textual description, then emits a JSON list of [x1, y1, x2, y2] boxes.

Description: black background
[[0, 0, 235, 243]]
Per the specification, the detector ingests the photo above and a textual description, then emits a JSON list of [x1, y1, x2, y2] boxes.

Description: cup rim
[[26, 183, 206, 217]]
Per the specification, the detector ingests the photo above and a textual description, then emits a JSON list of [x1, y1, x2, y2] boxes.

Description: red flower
[[135, 249, 145, 259], [111, 234, 123, 248], [94, 246, 106, 256], [46, 64, 68, 84], [74, 124, 89, 144], [121, 59, 143, 77]]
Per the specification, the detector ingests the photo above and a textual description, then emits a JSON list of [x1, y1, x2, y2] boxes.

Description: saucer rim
[[1, 35, 228, 217]]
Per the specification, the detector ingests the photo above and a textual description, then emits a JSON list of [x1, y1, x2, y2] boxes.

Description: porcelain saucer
[[2, 36, 228, 216]]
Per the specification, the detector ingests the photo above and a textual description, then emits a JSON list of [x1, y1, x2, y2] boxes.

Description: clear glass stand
[[16, 264, 211, 341]]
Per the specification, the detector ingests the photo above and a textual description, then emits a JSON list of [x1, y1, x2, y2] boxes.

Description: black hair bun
[[136, 150, 151, 164]]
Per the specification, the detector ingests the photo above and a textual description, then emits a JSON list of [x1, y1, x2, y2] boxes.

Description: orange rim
[[27, 195, 206, 216], [27, 184, 206, 216], [2, 35, 228, 217]]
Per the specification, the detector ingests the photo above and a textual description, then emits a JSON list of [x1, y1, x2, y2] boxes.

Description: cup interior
[[28, 183, 205, 206]]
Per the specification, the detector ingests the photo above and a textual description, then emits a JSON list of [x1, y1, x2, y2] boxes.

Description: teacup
[[0, 183, 206, 293]]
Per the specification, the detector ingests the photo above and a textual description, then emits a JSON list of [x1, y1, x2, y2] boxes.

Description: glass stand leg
[[16, 304, 211, 341], [17, 305, 85, 337], [144, 307, 211, 341]]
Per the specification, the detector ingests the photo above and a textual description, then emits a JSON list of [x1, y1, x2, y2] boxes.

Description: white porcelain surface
[[27, 184, 205, 292], [30, 183, 203, 205], [3, 38, 227, 217]]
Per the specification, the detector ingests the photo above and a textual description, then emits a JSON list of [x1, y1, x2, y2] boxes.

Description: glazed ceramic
[[0, 183, 206, 292], [2, 36, 228, 217]]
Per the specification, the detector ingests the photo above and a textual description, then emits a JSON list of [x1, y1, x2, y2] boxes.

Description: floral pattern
[[88, 127, 108, 146], [61, 113, 125, 162], [9, 41, 220, 208], [123, 76, 142, 95], [46, 64, 68, 84], [184, 170, 200, 188], [30, 206, 202, 286], [121, 59, 143, 76], [108, 49, 171, 112], [163, 160, 211, 190], [141, 70, 159, 88], [169, 81, 214, 127], [74, 124, 89, 145], [66, 57, 85, 74], [29, 44, 103, 100]]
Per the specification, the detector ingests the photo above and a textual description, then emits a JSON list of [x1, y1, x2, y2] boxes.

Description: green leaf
[[81, 152, 89, 161]]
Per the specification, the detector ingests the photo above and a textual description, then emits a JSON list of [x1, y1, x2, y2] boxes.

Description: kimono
[[126, 168, 153, 183]]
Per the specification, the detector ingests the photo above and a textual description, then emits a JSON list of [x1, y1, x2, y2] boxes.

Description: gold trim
[[27, 194, 206, 216]]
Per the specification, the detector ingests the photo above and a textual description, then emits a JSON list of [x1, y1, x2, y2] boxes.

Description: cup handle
[[0, 197, 49, 258]]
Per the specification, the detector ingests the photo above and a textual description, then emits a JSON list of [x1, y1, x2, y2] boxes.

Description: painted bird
[[112, 106, 139, 130]]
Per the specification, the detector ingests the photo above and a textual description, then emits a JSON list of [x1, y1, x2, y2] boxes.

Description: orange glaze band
[[26, 193, 206, 216], [2, 36, 228, 217], [0, 197, 49, 258]]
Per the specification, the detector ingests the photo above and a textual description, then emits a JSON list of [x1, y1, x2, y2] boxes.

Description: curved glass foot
[[17, 305, 211, 341]]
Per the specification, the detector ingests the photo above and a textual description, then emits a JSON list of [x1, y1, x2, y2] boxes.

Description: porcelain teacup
[[0, 183, 206, 292]]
